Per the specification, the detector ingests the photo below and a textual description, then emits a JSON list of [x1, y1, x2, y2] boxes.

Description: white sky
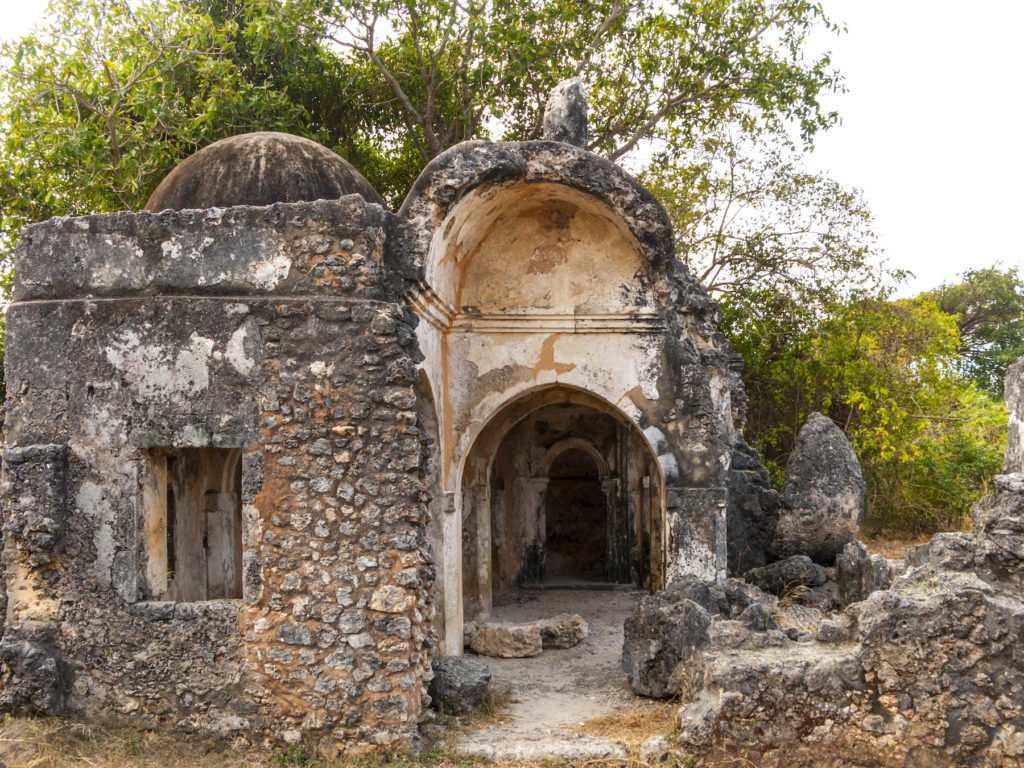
[[4, 0, 1023, 297]]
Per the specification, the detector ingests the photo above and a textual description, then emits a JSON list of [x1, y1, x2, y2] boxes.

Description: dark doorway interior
[[545, 449, 606, 580]]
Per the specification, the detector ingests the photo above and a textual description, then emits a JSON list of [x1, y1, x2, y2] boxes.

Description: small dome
[[144, 132, 383, 211]]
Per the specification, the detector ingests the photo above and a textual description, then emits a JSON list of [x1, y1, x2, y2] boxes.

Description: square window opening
[[140, 447, 243, 601]]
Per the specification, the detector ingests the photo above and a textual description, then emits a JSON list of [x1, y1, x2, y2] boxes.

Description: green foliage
[[0, 0, 316, 254], [724, 291, 1007, 534], [1, 0, 843, 238], [273, 743, 310, 766], [926, 266, 1024, 397]]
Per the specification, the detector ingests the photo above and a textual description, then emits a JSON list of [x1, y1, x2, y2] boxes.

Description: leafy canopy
[[0, 0, 844, 242], [927, 266, 1024, 397]]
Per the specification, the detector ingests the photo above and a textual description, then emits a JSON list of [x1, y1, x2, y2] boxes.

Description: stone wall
[[1, 197, 432, 750]]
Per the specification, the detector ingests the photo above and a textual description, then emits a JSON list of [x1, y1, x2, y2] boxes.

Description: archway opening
[[459, 385, 665, 620], [545, 448, 606, 582]]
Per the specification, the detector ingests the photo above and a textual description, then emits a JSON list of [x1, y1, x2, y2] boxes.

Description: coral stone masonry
[[1, 98, 784, 751]]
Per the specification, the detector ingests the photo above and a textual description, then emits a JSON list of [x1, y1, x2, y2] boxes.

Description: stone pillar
[[442, 491, 463, 655], [664, 486, 727, 584], [1005, 357, 1024, 474], [472, 484, 492, 619]]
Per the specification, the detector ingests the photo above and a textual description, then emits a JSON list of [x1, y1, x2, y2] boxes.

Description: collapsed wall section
[[0, 198, 432, 749]]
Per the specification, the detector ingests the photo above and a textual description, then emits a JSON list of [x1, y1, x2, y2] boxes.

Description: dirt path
[[453, 586, 664, 760]]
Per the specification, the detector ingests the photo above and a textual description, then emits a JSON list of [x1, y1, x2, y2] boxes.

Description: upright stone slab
[[542, 78, 588, 147], [1005, 357, 1024, 473], [771, 413, 866, 564]]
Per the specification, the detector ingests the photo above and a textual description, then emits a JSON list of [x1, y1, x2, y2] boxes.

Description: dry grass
[[862, 534, 933, 561], [0, 715, 276, 768], [0, 708, 756, 768]]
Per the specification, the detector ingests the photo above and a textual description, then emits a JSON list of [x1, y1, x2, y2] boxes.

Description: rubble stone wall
[[1, 197, 432, 749]]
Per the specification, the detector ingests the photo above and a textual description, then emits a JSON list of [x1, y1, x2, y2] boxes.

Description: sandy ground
[[453, 585, 663, 758]]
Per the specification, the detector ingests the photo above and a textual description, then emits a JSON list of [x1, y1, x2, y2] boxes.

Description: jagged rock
[[429, 656, 491, 714], [813, 618, 848, 644], [738, 602, 777, 632], [662, 575, 729, 615], [772, 413, 866, 564], [542, 78, 588, 147], [672, 463, 1024, 766], [745, 555, 828, 595], [468, 623, 543, 658], [0, 624, 65, 715], [727, 439, 783, 573], [640, 735, 670, 764], [708, 619, 753, 649], [537, 614, 588, 649], [1005, 357, 1024, 473], [836, 541, 898, 604], [622, 594, 711, 698], [721, 577, 777, 617]]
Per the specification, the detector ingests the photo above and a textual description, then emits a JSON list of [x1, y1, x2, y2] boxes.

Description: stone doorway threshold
[[453, 586, 663, 761]]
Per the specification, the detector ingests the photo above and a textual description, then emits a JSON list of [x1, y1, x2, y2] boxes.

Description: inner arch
[[459, 385, 666, 619]]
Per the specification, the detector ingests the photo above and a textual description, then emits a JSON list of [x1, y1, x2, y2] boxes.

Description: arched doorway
[[460, 386, 665, 620]]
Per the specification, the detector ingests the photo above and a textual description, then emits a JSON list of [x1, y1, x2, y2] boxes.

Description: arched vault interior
[[458, 386, 665, 621]]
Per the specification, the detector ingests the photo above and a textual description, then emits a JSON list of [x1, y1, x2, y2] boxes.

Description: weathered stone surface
[[673, 462, 1024, 766], [674, 643, 864, 757], [1, 444, 67, 568], [537, 614, 588, 649], [836, 541, 898, 604], [772, 413, 866, 564], [428, 656, 491, 714], [1006, 357, 1024, 473], [456, 731, 627, 762], [727, 439, 782, 573], [2, 196, 432, 749], [744, 555, 828, 595], [542, 78, 588, 147], [145, 131, 383, 211], [468, 623, 543, 658], [622, 594, 711, 699], [813, 618, 849, 644], [0, 624, 66, 715], [639, 734, 670, 764]]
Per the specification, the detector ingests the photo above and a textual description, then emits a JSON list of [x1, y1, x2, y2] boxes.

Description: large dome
[[144, 132, 383, 211]]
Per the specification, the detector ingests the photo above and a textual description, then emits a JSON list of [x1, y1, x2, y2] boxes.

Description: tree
[[290, 0, 842, 164], [643, 126, 883, 306], [723, 291, 1006, 534], [0, 0, 324, 256], [927, 267, 1024, 397], [1, 0, 844, 239]]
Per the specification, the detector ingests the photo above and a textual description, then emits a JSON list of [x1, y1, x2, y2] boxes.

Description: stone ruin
[[0, 85, 769, 751], [622, 358, 1024, 767], [1, 80, 1012, 761]]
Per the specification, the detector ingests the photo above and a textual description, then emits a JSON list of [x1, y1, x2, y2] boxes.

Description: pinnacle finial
[[542, 78, 588, 148]]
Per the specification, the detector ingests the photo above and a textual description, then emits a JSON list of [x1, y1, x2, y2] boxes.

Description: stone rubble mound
[[625, 474, 1024, 766], [465, 613, 588, 658], [622, 576, 782, 698]]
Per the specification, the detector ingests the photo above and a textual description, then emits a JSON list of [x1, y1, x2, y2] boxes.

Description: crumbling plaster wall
[[1, 197, 432, 749], [394, 141, 746, 653]]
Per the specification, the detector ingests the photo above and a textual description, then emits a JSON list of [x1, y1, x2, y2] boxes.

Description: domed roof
[[144, 132, 383, 211]]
